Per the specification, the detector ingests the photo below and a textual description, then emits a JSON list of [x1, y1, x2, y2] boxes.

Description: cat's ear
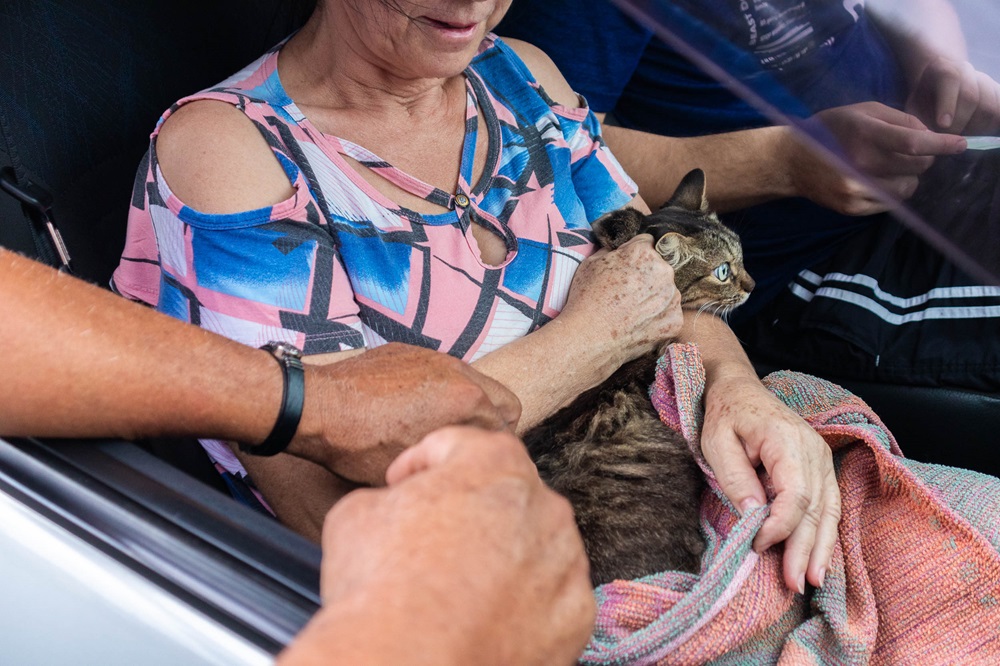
[[663, 169, 708, 213], [654, 232, 696, 268], [592, 207, 646, 249]]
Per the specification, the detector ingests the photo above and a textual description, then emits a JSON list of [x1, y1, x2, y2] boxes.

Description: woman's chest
[[331, 183, 596, 360]]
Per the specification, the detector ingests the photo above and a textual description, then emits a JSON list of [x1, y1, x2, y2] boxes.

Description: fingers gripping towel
[[583, 343, 1000, 665]]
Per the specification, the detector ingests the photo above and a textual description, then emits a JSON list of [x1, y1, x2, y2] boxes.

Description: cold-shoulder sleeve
[[114, 114, 365, 355]]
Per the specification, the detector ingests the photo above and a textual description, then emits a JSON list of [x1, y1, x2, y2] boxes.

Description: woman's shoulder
[[479, 35, 580, 109], [155, 100, 296, 215]]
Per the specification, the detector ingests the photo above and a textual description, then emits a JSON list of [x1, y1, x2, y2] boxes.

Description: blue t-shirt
[[500, 0, 907, 317]]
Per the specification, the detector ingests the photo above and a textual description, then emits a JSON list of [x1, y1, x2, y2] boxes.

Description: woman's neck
[[274, 5, 487, 205], [279, 8, 466, 120]]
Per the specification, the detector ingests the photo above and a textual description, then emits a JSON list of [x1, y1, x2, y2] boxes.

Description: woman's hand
[[701, 369, 841, 593], [470, 219, 685, 432], [559, 233, 684, 368], [679, 313, 840, 593]]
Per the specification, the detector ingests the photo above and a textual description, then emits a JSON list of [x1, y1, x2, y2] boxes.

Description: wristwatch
[[239, 341, 305, 456]]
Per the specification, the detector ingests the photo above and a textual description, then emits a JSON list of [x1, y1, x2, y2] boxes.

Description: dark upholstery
[[0, 0, 312, 490], [0, 0, 312, 283], [841, 381, 1000, 478]]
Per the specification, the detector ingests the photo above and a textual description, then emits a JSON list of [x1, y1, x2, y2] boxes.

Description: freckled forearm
[[0, 249, 281, 442], [675, 311, 757, 381], [471, 316, 623, 434]]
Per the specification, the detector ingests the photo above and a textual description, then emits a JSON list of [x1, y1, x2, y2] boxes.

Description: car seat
[[752, 360, 1000, 477], [0, 0, 314, 490]]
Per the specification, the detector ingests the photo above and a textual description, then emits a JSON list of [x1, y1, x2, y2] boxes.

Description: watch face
[[264, 341, 303, 360]]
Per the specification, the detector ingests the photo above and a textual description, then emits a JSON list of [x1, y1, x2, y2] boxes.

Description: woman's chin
[[404, 45, 486, 79]]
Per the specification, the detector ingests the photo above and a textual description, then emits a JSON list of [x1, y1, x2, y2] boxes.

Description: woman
[[114, 0, 837, 594]]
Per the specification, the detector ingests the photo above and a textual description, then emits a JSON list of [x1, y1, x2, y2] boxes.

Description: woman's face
[[332, 0, 514, 79]]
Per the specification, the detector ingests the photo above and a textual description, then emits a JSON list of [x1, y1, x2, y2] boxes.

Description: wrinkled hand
[[292, 343, 522, 485], [306, 427, 595, 665], [561, 232, 683, 365], [907, 56, 1000, 134], [701, 371, 841, 593], [786, 102, 966, 216]]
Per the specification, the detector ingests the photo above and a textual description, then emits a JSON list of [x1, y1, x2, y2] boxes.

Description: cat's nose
[[743, 276, 756, 292]]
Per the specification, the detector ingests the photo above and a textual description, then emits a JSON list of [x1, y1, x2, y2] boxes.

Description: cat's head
[[648, 169, 755, 314], [594, 169, 755, 316]]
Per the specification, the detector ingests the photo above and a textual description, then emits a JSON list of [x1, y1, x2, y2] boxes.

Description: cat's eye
[[713, 262, 731, 281]]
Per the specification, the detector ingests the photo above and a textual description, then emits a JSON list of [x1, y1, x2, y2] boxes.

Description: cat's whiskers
[[714, 302, 730, 322], [718, 301, 740, 323], [691, 300, 725, 325], [714, 303, 729, 322]]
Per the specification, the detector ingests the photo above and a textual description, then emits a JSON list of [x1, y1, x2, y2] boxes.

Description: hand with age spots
[[700, 369, 841, 594], [558, 233, 684, 366]]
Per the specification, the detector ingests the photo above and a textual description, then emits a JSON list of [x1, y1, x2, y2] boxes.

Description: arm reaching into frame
[[599, 104, 966, 218], [2, 249, 595, 664], [281, 427, 595, 666], [0, 249, 521, 467]]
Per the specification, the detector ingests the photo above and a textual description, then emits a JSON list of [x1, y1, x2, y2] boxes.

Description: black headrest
[[0, 0, 312, 284]]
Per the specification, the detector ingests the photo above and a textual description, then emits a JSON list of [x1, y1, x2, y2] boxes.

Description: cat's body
[[524, 351, 706, 584], [524, 169, 754, 587]]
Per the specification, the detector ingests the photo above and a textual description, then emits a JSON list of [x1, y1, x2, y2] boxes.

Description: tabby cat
[[523, 169, 755, 587]]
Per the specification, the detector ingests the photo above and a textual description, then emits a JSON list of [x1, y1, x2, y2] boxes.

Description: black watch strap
[[240, 341, 305, 457]]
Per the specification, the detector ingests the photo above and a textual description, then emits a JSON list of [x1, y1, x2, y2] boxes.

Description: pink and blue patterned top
[[113, 34, 637, 495]]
